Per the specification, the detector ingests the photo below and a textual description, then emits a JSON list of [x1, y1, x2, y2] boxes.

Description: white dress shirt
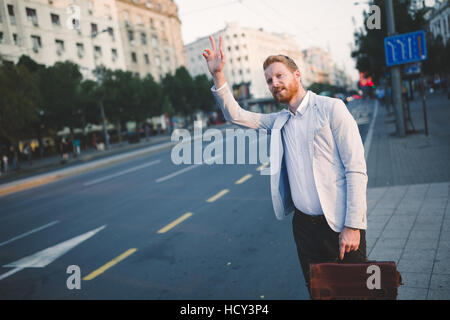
[[282, 91, 324, 216]]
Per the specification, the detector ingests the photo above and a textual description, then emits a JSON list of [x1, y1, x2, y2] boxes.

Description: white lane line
[[156, 133, 267, 183], [0, 220, 60, 248], [364, 99, 379, 161], [83, 159, 161, 186], [0, 267, 24, 281], [1, 225, 106, 281], [156, 164, 201, 183], [155, 154, 222, 183]]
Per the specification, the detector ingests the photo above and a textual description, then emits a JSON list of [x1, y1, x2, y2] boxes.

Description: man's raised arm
[[203, 36, 275, 131]]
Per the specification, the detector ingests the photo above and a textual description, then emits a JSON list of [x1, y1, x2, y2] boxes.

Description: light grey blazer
[[212, 84, 368, 232]]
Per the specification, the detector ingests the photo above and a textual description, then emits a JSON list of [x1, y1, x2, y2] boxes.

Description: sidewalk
[[365, 91, 450, 299], [0, 134, 172, 185], [0, 123, 233, 186], [0, 123, 234, 196]]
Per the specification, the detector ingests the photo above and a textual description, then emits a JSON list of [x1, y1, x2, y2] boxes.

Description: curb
[[0, 125, 233, 197]]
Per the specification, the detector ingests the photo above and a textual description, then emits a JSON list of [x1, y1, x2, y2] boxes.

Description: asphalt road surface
[[0, 99, 372, 300]]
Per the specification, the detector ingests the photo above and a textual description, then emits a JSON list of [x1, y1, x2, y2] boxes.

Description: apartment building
[[185, 22, 309, 100], [0, 0, 185, 80], [116, 0, 185, 80]]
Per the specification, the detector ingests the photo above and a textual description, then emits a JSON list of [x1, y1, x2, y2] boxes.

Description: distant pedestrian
[[92, 134, 97, 150], [74, 139, 81, 157], [59, 138, 69, 164], [23, 143, 32, 165], [9, 145, 18, 170], [2, 154, 8, 173]]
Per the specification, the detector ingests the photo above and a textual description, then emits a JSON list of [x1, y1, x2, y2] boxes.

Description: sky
[[174, 0, 370, 81]]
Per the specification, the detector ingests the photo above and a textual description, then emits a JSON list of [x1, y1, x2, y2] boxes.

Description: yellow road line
[[206, 189, 229, 203], [82, 248, 137, 281], [256, 162, 268, 171], [235, 174, 252, 185], [157, 212, 193, 234], [0, 176, 60, 197]]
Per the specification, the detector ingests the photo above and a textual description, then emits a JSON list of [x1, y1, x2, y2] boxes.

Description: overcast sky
[[174, 0, 370, 81]]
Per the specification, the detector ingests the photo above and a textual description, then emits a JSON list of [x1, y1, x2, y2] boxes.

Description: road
[[0, 99, 373, 300]]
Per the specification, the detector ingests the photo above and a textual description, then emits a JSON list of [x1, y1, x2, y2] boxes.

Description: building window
[[146, 0, 153, 8], [123, 11, 130, 24], [155, 56, 161, 67], [131, 52, 137, 63], [26, 8, 39, 26], [108, 27, 115, 41], [137, 15, 143, 25], [152, 35, 158, 48], [111, 48, 118, 62], [50, 13, 60, 26], [0, 32, 3, 43], [31, 35, 41, 52], [157, 3, 162, 11], [141, 32, 147, 45], [144, 53, 150, 64], [8, 5, 16, 25], [128, 30, 134, 44], [88, 1, 93, 15], [105, 5, 112, 20], [94, 46, 102, 59], [55, 39, 65, 55], [13, 34, 19, 45], [91, 23, 98, 37], [150, 18, 154, 28], [76, 43, 84, 58]]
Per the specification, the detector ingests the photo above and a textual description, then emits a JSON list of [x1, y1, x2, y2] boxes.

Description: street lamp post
[[354, 0, 406, 136], [92, 28, 111, 150], [385, 0, 406, 137]]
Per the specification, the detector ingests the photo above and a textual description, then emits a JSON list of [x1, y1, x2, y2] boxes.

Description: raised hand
[[203, 36, 225, 77]]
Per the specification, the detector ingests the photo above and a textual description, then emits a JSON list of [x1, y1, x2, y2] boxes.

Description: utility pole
[[385, 0, 406, 137], [92, 29, 111, 150]]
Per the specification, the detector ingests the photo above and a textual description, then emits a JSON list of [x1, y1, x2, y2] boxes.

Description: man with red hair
[[203, 36, 368, 296]]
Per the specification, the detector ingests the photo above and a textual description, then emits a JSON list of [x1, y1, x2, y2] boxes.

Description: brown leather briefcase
[[309, 261, 403, 300]]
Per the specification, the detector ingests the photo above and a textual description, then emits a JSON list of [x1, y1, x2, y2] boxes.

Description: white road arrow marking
[[0, 225, 106, 281]]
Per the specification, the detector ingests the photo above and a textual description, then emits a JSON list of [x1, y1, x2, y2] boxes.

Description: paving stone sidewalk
[[365, 91, 450, 300]]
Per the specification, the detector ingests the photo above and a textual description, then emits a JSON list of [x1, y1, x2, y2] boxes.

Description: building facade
[[426, 1, 449, 45], [0, 0, 185, 80], [185, 22, 309, 100], [302, 46, 333, 86]]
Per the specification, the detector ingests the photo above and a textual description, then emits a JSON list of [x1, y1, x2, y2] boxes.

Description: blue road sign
[[384, 30, 427, 67]]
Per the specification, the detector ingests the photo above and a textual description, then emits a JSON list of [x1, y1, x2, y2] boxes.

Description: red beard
[[273, 81, 299, 103]]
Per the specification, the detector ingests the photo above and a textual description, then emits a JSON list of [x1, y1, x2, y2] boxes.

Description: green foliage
[[0, 56, 216, 144], [38, 61, 83, 130], [0, 63, 39, 143]]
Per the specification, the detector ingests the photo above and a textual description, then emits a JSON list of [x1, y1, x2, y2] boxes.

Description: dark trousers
[[292, 208, 368, 297]]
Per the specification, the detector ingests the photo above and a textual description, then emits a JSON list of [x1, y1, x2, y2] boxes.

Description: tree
[[0, 63, 39, 144], [38, 61, 83, 133], [351, 0, 428, 83], [193, 74, 215, 112], [141, 74, 163, 118]]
